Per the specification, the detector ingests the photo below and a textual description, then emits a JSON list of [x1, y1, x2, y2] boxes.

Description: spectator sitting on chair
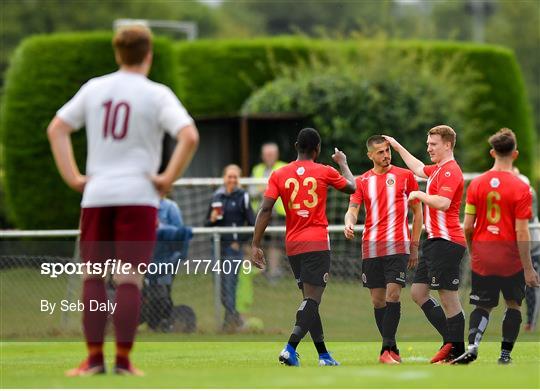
[[141, 197, 193, 331], [206, 164, 255, 332], [151, 197, 193, 286]]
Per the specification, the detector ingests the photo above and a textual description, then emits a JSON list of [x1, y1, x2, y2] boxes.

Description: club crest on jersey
[[444, 171, 451, 177], [386, 178, 395, 186], [296, 167, 305, 176], [490, 177, 500, 188]]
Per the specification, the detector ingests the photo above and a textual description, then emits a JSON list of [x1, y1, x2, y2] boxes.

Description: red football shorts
[[79, 205, 157, 266]]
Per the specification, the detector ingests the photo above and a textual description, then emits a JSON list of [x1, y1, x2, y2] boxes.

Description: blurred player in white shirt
[[47, 25, 199, 376]]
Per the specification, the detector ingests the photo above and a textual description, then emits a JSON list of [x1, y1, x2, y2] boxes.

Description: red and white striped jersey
[[423, 160, 465, 246], [350, 166, 419, 259]]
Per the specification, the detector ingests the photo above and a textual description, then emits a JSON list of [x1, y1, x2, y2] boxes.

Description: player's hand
[[152, 174, 174, 197], [381, 135, 399, 149], [408, 244, 419, 269], [70, 174, 87, 193], [344, 223, 355, 240], [332, 148, 347, 165], [251, 246, 266, 269], [210, 209, 219, 223], [524, 267, 540, 288], [408, 191, 422, 203]]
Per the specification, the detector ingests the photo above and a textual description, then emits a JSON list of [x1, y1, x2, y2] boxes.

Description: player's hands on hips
[[70, 174, 87, 193], [344, 223, 355, 240], [152, 174, 174, 197], [524, 267, 540, 288], [251, 246, 266, 269], [332, 148, 347, 165], [408, 244, 419, 269]]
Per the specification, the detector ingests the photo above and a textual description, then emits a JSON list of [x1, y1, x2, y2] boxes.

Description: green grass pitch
[[1, 341, 539, 388]]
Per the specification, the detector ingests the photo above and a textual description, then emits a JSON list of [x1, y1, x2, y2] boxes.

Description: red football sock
[[114, 283, 141, 368], [82, 278, 108, 366]]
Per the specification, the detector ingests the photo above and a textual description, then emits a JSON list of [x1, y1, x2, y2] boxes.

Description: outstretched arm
[[382, 135, 427, 179], [251, 197, 276, 269]]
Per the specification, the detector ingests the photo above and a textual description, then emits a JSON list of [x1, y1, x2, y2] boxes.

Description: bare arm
[[47, 116, 86, 192], [153, 124, 199, 196], [516, 218, 540, 287], [408, 201, 423, 269], [250, 196, 276, 269], [344, 203, 360, 239], [332, 148, 356, 194], [463, 213, 476, 252], [409, 191, 451, 211], [382, 135, 426, 179]]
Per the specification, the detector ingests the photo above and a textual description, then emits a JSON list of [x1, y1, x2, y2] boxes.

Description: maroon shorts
[[80, 205, 157, 265]]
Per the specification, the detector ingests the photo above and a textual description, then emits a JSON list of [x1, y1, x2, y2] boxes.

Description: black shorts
[[413, 238, 466, 291], [361, 254, 408, 289], [288, 250, 331, 290], [470, 271, 525, 308]]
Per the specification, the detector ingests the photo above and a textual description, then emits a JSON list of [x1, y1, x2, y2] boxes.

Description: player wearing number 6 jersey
[[452, 128, 539, 365], [251, 128, 356, 367], [47, 25, 199, 376]]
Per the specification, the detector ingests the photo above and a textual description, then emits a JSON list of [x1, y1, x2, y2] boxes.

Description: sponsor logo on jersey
[[296, 167, 305, 176], [323, 273, 329, 283], [487, 225, 500, 235], [441, 186, 452, 192], [490, 177, 500, 188], [386, 178, 395, 186], [297, 210, 309, 218]]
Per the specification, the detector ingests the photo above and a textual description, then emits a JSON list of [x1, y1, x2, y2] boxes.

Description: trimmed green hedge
[[1, 35, 535, 228], [0, 32, 178, 229], [175, 38, 534, 179]]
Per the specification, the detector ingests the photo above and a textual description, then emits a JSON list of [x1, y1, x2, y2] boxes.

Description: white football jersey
[[57, 70, 194, 208]]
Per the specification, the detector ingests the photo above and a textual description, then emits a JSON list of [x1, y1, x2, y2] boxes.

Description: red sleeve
[[349, 177, 363, 205], [435, 166, 462, 200], [515, 186, 533, 220], [326, 165, 348, 189], [264, 171, 280, 200], [423, 164, 437, 177], [406, 170, 419, 194]]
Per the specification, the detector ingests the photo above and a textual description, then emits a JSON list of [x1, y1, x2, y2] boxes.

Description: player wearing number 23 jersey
[[265, 160, 348, 256], [251, 128, 355, 367]]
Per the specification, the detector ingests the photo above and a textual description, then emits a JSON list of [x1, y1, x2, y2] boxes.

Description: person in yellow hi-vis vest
[[237, 143, 286, 317]]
